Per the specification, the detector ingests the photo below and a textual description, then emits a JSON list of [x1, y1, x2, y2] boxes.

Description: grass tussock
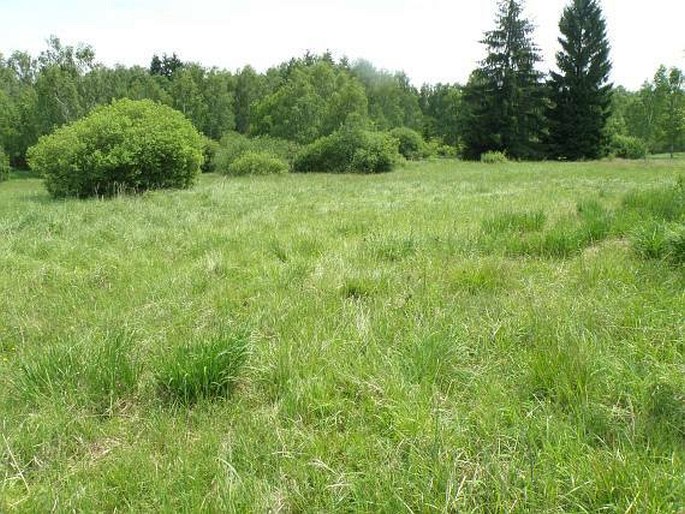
[[155, 330, 249, 405]]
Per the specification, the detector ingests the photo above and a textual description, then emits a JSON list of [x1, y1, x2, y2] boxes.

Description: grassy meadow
[[1, 159, 685, 512]]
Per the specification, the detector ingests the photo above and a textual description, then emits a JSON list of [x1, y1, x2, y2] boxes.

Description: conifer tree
[[547, 0, 612, 160], [462, 0, 545, 160]]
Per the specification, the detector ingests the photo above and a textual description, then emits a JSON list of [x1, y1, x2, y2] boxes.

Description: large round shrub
[[389, 127, 426, 161], [27, 99, 204, 198], [0, 147, 9, 182], [293, 126, 400, 173]]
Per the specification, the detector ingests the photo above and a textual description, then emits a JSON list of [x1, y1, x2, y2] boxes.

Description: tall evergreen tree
[[462, 0, 545, 160], [547, 0, 612, 160]]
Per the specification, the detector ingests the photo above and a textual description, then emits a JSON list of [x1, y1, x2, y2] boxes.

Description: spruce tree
[[462, 0, 545, 160], [547, 0, 612, 160]]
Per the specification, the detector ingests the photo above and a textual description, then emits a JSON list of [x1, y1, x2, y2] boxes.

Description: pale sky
[[1, 0, 684, 89]]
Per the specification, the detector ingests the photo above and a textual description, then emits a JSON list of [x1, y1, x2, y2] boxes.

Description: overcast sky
[[2, 0, 684, 89]]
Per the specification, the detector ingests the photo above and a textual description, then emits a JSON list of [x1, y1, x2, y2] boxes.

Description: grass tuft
[[155, 331, 249, 405]]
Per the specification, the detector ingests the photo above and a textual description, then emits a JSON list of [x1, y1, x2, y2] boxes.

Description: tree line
[[1, 0, 683, 170]]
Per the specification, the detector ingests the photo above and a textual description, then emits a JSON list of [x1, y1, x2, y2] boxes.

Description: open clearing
[[1, 159, 685, 512]]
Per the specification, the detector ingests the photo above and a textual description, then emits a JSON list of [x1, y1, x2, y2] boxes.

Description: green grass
[[1, 159, 685, 512]]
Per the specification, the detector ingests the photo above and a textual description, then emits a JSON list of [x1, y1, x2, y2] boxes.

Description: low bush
[[226, 151, 289, 176], [481, 151, 508, 164], [0, 147, 9, 182], [425, 139, 461, 159], [215, 132, 300, 173], [293, 126, 401, 173], [389, 127, 426, 160], [609, 135, 648, 160], [27, 99, 203, 198], [155, 332, 249, 405]]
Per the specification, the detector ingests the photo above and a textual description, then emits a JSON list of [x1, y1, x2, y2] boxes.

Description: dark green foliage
[[654, 67, 685, 158], [149, 53, 184, 79], [462, 0, 546, 160], [419, 83, 463, 147], [200, 137, 220, 172], [293, 126, 400, 173], [389, 127, 426, 160], [609, 134, 648, 160], [27, 99, 203, 198], [0, 146, 9, 181], [547, 0, 613, 160], [251, 59, 369, 144], [351, 60, 423, 131], [155, 333, 249, 405], [226, 151, 289, 176]]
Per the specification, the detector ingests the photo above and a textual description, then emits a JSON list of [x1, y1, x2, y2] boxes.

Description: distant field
[[1, 159, 685, 512]]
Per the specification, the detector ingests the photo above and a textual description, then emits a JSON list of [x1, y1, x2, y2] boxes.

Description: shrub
[[226, 151, 289, 176], [389, 127, 426, 160], [201, 137, 220, 173], [27, 99, 203, 198], [155, 332, 249, 405], [480, 151, 508, 164], [610, 135, 648, 160], [425, 138, 461, 158], [215, 132, 300, 173], [0, 147, 9, 182], [293, 126, 401, 173]]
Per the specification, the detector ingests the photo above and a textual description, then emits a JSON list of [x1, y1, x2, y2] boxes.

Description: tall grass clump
[[481, 210, 546, 234], [576, 199, 614, 242], [630, 221, 668, 260], [15, 334, 141, 412], [621, 183, 685, 222], [155, 332, 249, 405]]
